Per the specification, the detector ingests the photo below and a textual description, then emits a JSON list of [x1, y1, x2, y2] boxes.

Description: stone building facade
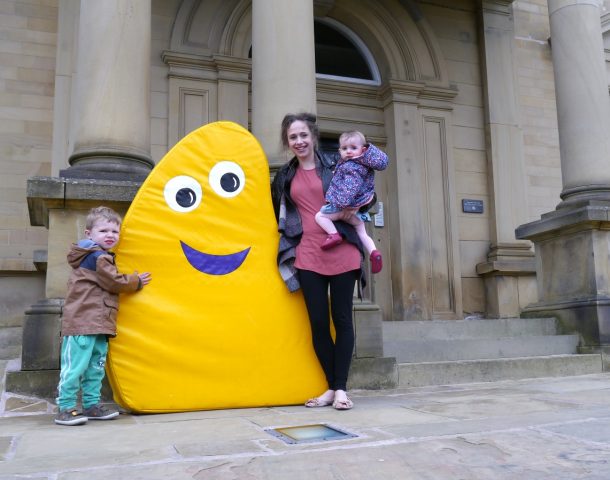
[[2, 0, 610, 387]]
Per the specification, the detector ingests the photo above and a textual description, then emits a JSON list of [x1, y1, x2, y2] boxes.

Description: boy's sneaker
[[54, 408, 88, 426], [83, 403, 120, 420]]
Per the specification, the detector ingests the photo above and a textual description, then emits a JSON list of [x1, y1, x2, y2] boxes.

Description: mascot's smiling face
[[108, 121, 327, 414], [116, 123, 269, 283], [162, 167, 251, 275]]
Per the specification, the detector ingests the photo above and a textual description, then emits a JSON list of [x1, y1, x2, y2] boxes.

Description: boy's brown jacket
[[60, 242, 142, 337]]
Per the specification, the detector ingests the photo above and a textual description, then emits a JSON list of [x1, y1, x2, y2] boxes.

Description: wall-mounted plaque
[[462, 199, 484, 213]]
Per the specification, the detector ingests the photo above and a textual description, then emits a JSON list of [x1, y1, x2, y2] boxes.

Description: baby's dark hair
[[86, 206, 122, 230], [280, 112, 320, 149]]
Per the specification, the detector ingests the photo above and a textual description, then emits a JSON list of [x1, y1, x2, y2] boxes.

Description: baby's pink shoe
[[321, 233, 343, 250], [370, 250, 382, 274]]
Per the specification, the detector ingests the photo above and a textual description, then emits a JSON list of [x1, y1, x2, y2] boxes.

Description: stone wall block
[[354, 307, 384, 358], [21, 298, 63, 370]]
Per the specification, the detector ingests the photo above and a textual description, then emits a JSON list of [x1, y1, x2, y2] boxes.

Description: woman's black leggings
[[297, 269, 358, 391]]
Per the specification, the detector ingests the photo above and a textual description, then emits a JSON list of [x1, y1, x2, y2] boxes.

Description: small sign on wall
[[374, 201, 384, 227], [462, 199, 484, 213]]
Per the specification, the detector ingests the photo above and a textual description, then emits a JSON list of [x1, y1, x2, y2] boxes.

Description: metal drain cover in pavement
[[266, 424, 358, 445]]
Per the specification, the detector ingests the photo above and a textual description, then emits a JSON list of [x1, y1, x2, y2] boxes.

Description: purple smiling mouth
[[180, 241, 250, 275]]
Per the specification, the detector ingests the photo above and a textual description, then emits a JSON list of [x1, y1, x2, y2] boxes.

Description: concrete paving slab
[[383, 406, 610, 439], [1, 373, 610, 479], [543, 417, 610, 444]]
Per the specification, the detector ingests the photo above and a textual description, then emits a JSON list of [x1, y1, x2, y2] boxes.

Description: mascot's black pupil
[[220, 173, 240, 192], [176, 188, 196, 207]]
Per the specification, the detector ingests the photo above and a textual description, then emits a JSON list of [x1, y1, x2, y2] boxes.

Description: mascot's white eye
[[164, 175, 203, 213], [209, 161, 245, 198]]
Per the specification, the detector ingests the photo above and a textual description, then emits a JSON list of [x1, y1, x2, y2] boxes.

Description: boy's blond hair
[[339, 130, 366, 146], [86, 206, 122, 230]]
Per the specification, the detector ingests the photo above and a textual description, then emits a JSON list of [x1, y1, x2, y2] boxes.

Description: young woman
[[271, 112, 367, 410]]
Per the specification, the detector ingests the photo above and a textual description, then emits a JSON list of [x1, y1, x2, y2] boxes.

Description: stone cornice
[[475, 259, 536, 276], [162, 51, 251, 81], [378, 79, 458, 108], [316, 78, 378, 100], [27, 176, 141, 228], [480, 0, 515, 16], [476, 242, 535, 276], [516, 201, 610, 242]]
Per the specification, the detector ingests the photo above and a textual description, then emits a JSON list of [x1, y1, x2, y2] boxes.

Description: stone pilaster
[[516, 0, 610, 368], [475, 0, 536, 317], [380, 80, 461, 322], [251, 0, 316, 166]]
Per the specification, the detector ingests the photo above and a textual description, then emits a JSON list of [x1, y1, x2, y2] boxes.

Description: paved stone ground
[[1, 369, 610, 479], [0, 359, 55, 418]]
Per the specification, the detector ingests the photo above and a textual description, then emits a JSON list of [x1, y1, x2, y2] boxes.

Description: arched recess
[[320, 0, 450, 85], [169, 0, 251, 57], [164, 0, 462, 321], [164, 0, 252, 147]]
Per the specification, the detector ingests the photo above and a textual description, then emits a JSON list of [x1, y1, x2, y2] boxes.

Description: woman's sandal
[[332, 397, 353, 410], [305, 397, 333, 408]]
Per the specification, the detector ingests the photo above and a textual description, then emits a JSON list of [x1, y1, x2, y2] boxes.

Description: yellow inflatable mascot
[[107, 121, 326, 413]]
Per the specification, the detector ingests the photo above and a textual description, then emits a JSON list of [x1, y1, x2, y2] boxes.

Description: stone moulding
[[27, 176, 142, 228]]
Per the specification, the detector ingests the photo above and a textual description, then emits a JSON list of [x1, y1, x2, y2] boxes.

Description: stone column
[[251, 0, 316, 166], [475, 0, 536, 318], [549, 0, 610, 206], [51, 0, 79, 177], [516, 0, 610, 368], [14, 1, 154, 396], [61, 0, 154, 180]]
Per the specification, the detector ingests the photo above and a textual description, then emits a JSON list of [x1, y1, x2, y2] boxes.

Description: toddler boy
[[55, 206, 151, 426]]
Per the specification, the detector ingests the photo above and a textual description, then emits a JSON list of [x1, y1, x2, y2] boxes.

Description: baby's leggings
[[56, 334, 108, 411]]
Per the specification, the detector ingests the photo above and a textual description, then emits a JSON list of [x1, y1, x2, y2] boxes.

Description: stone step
[[384, 334, 580, 362], [398, 354, 602, 388], [383, 317, 559, 341], [0, 327, 22, 360]]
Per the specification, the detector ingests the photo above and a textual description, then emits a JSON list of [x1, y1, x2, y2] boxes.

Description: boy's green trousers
[[56, 334, 108, 411]]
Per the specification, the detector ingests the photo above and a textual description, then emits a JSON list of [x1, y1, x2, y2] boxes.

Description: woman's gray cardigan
[[270, 150, 367, 294]]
